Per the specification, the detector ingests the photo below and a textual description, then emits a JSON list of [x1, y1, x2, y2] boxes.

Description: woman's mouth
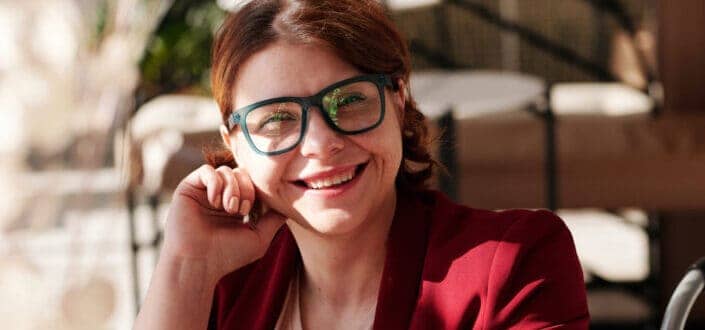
[[294, 163, 367, 190]]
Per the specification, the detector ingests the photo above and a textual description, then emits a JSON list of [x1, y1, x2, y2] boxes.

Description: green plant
[[138, 1, 226, 101]]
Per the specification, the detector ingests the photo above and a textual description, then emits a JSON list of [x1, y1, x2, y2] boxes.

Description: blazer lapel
[[373, 190, 432, 329], [223, 227, 299, 329]]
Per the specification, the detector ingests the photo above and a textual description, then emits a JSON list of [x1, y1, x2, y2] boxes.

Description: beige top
[[274, 267, 304, 330], [275, 267, 376, 330]]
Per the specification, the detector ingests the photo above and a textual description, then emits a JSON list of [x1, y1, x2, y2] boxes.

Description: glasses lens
[[244, 102, 303, 153], [322, 80, 382, 132]]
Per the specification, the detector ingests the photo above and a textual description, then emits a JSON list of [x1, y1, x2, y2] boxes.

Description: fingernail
[[229, 196, 239, 213], [240, 200, 251, 216]]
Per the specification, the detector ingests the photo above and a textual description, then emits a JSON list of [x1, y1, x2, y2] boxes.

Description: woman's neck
[[288, 190, 397, 310]]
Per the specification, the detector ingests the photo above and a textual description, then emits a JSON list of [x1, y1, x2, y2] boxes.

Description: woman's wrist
[[135, 252, 221, 330], [157, 249, 223, 289]]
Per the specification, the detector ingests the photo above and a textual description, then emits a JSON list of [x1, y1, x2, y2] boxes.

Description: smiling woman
[[133, 1, 590, 329]]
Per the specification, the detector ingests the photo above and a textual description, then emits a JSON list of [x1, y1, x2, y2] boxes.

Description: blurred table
[[410, 70, 546, 200], [411, 70, 545, 118], [551, 83, 654, 116], [383, 0, 441, 11]]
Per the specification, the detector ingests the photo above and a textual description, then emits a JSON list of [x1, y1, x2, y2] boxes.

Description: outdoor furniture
[[449, 81, 705, 210], [661, 257, 705, 330], [125, 94, 221, 307]]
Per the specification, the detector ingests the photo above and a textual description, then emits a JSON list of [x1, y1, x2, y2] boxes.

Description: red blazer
[[209, 190, 590, 329]]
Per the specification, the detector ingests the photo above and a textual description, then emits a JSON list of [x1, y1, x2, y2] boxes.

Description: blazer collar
[[373, 189, 432, 329]]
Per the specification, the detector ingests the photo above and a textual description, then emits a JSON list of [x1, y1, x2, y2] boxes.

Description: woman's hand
[[161, 164, 286, 281]]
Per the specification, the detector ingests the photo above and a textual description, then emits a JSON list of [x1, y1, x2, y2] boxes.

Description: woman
[[135, 1, 589, 329]]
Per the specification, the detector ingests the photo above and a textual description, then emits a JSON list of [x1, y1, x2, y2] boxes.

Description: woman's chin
[[290, 209, 364, 237]]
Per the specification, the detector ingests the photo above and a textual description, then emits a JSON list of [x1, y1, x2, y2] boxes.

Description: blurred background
[[1, 0, 704, 329]]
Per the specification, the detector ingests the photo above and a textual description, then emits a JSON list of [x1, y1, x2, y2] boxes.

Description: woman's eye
[[260, 112, 297, 129], [339, 94, 366, 107]]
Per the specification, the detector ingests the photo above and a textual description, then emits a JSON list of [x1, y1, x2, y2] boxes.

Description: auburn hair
[[206, 0, 438, 190]]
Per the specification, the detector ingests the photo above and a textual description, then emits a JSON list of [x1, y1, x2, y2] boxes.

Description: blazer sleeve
[[481, 210, 590, 329]]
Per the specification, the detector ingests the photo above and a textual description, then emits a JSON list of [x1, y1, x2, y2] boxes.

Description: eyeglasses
[[227, 74, 395, 155]]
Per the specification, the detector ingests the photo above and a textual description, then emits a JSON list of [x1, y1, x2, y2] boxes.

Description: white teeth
[[305, 169, 357, 189]]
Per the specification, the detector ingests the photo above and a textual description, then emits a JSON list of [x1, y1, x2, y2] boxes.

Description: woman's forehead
[[231, 41, 360, 109]]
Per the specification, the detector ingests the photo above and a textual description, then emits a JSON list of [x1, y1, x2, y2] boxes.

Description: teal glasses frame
[[226, 73, 396, 156]]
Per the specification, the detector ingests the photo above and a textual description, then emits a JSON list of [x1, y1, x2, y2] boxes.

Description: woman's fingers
[[216, 166, 240, 214], [232, 168, 255, 216], [179, 164, 259, 218], [185, 165, 222, 208], [180, 165, 225, 209]]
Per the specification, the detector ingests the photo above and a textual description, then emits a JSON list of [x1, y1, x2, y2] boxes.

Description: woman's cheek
[[246, 155, 290, 195]]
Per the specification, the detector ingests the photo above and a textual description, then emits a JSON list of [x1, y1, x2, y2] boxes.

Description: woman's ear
[[393, 78, 407, 122], [220, 124, 242, 164], [219, 124, 232, 149]]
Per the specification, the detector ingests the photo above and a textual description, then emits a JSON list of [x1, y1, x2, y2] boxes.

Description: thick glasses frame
[[226, 73, 395, 155]]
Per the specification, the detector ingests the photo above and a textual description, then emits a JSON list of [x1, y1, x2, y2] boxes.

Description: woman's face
[[222, 41, 404, 236]]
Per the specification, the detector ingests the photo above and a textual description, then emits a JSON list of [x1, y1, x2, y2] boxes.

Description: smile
[[305, 169, 355, 189], [294, 163, 367, 190]]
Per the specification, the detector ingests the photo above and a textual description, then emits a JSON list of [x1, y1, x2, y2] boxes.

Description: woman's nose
[[299, 108, 344, 158]]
